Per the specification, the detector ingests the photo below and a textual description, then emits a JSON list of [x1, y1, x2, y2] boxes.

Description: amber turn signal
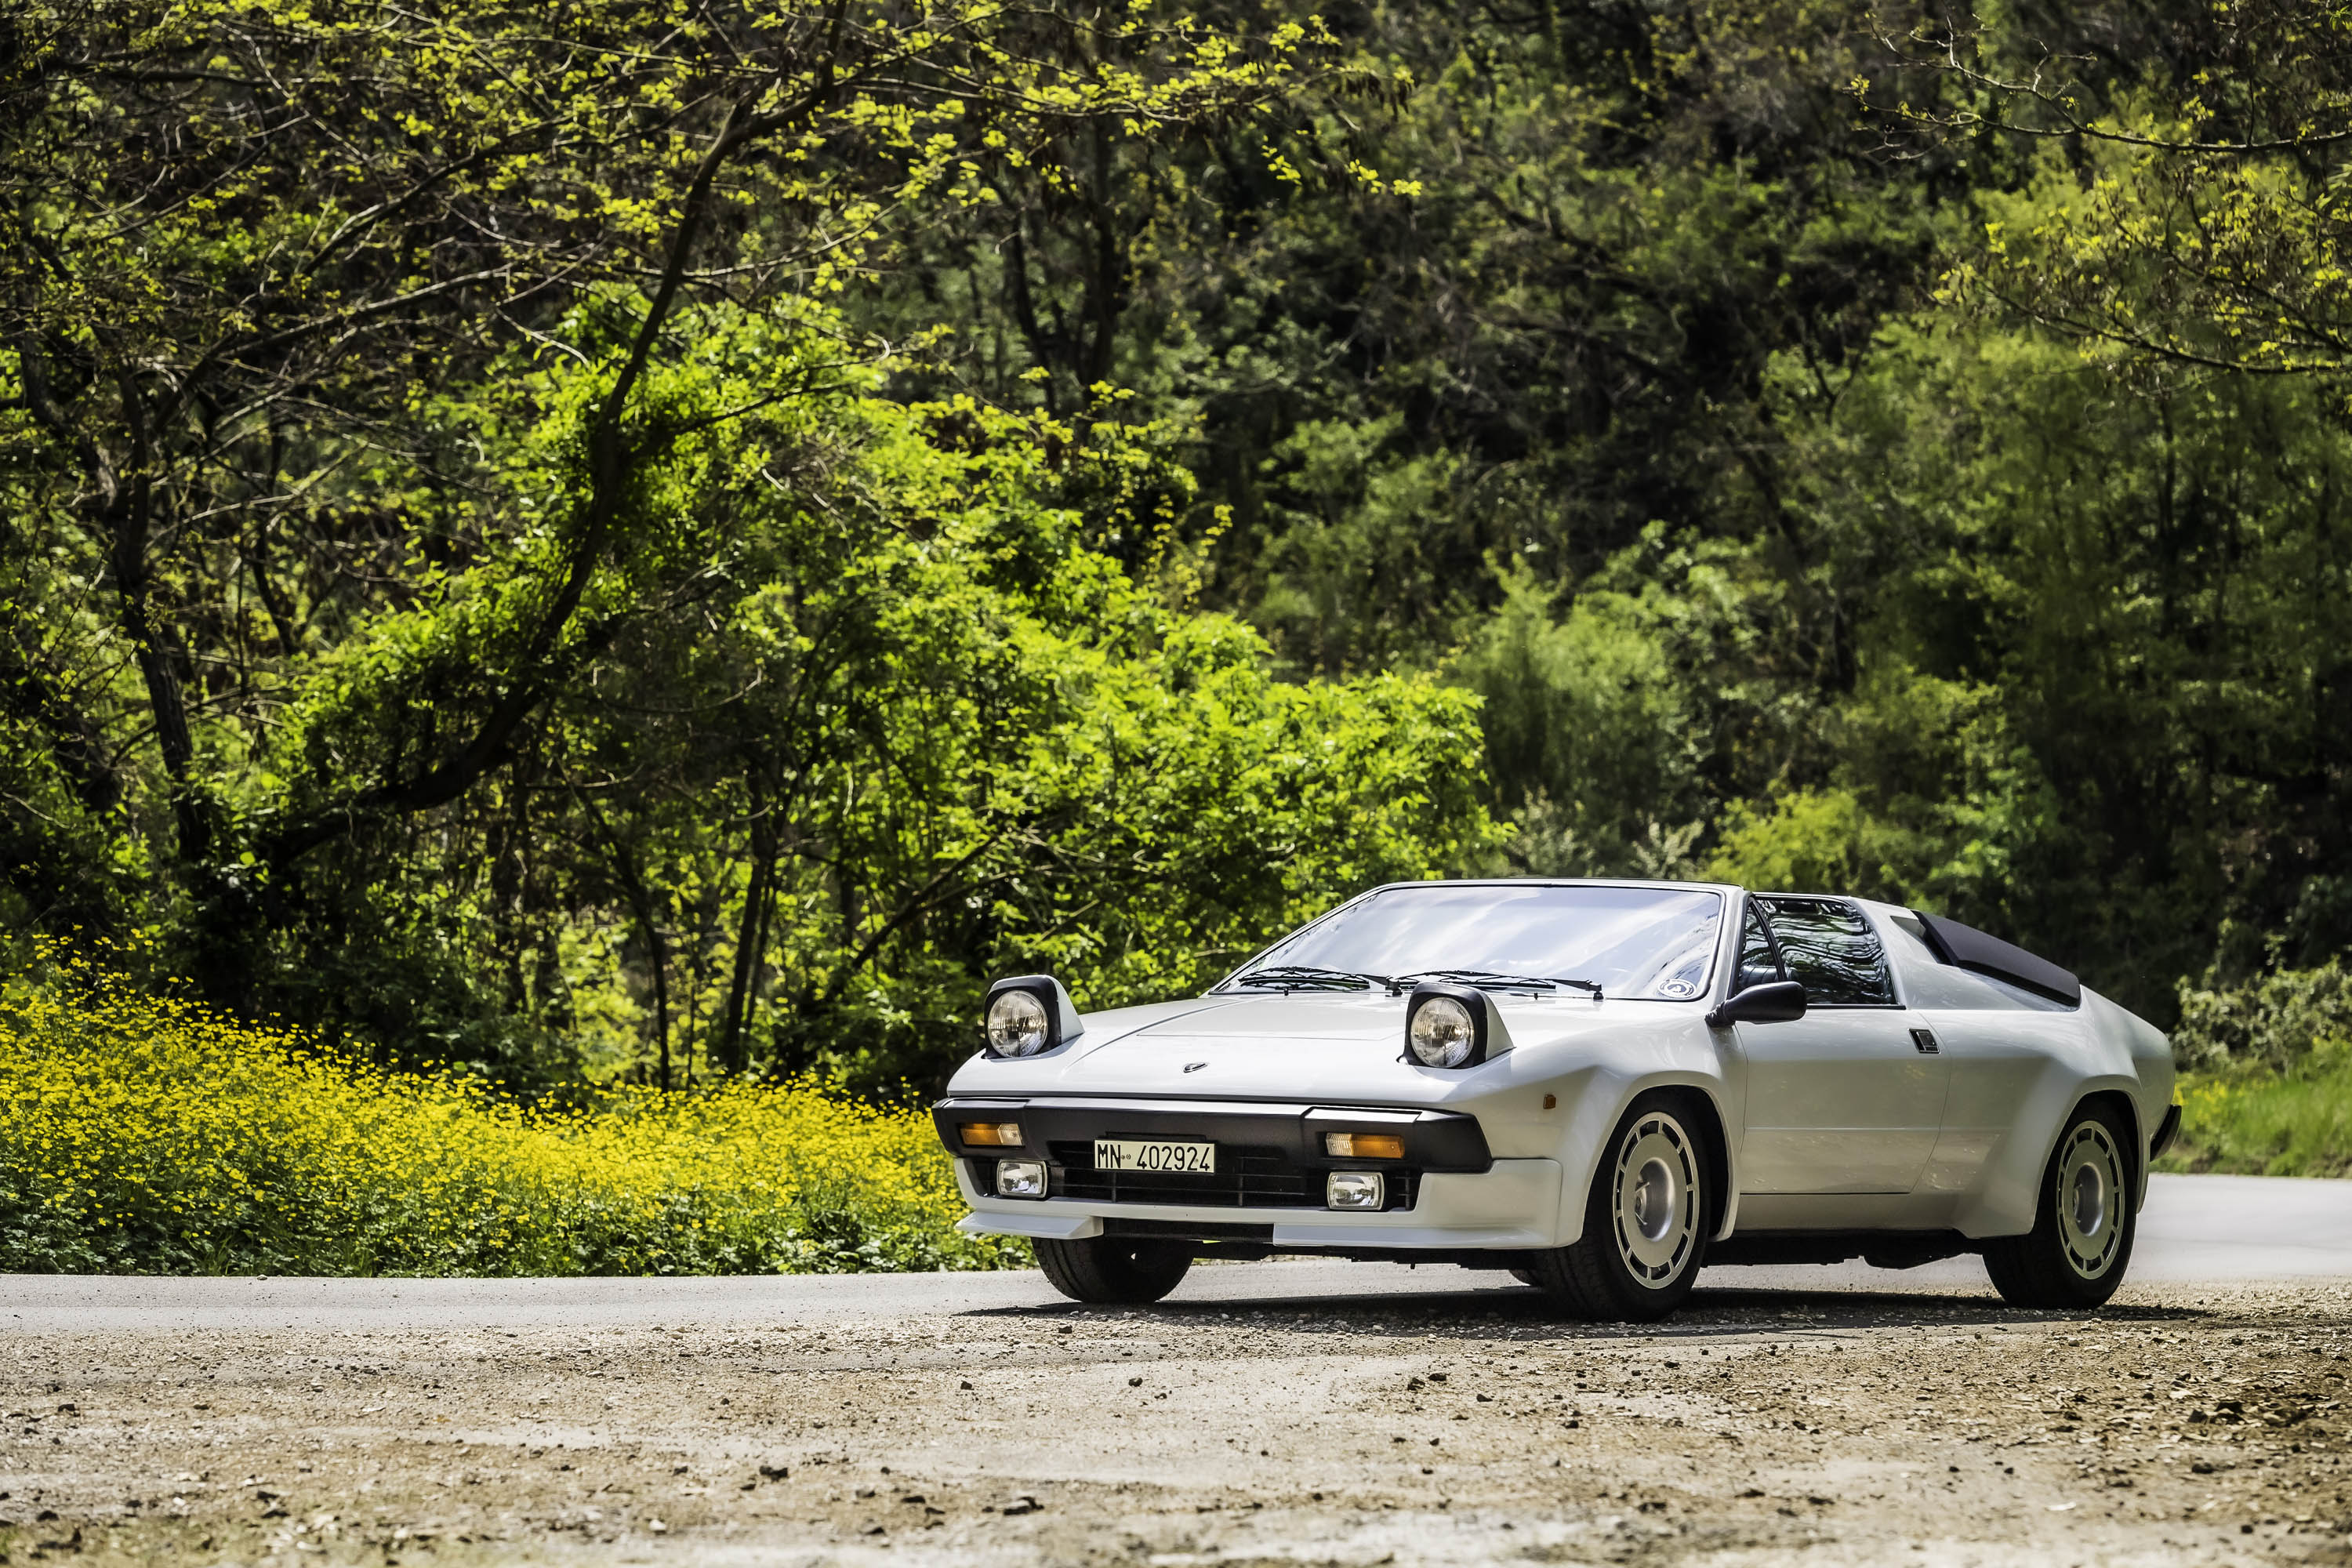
[[1323, 1131, 1405, 1160], [959, 1121, 1024, 1146]]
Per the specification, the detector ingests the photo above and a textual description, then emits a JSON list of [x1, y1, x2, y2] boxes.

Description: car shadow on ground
[[961, 1283, 2221, 1340]]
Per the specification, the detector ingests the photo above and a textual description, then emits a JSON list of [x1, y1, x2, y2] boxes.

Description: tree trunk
[[576, 786, 673, 1089], [718, 822, 777, 1077], [19, 347, 210, 865], [648, 909, 673, 1091]]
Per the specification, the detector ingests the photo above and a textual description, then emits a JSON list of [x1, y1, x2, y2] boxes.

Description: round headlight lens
[[985, 988, 1051, 1057], [1408, 995, 1479, 1068]]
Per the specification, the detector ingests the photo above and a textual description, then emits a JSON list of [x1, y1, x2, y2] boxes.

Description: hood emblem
[[1183, 1061, 1209, 1073]]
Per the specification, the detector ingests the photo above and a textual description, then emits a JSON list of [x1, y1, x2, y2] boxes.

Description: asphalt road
[[2, 1171, 2343, 1331]]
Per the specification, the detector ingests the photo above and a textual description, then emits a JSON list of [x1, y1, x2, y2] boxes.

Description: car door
[[1733, 896, 1952, 1194]]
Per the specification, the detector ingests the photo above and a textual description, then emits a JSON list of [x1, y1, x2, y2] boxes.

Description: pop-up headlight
[[1405, 984, 1494, 1068], [985, 989, 1050, 1057], [981, 975, 1085, 1059]]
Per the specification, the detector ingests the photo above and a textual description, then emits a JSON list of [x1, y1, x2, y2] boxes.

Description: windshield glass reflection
[[1226, 883, 1723, 1002]]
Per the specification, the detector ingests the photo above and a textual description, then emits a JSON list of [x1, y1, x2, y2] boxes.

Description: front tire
[[1983, 1101, 2136, 1309], [1033, 1236, 1193, 1305], [1524, 1094, 1711, 1322]]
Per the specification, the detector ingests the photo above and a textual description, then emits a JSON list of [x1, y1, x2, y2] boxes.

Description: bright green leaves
[[1871, 1, 2352, 382], [216, 301, 1494, 1086], [0, 0, 1395, 1081]]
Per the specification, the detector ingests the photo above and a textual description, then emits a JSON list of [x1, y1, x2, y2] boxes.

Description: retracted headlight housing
[[982, 974, 1086, 1059], [1403, 983, 1509, 1069]]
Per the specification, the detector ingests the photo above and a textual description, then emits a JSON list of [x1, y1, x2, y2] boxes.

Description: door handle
[[1910, 1028, 1940, 1054]]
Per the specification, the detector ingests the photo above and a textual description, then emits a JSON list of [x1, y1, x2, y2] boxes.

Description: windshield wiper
[[1226, 964, 1395, 993], [1394, 968, 1604, 1000]]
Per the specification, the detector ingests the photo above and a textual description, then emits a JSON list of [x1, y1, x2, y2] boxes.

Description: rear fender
[[1954, 1070, 2148, 1239]]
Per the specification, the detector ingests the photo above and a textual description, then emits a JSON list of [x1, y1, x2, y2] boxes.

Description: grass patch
[[0, 949, 1023, 1276], [2154, 1058, 2352, 1179]]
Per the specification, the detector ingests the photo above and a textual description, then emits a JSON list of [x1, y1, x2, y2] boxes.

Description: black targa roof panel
[[1914, 912, 2082, 1007]]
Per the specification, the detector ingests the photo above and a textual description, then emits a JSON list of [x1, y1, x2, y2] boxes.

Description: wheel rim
[[1612, 1110, 1700, 1287], [2055, 1120, 2127, 1279]]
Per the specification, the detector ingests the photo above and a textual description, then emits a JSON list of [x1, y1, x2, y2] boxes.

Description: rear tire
[[1983, 1101, 2136, 1310], [1524, 1093, 1711, 1322], [1033, 1236, 1193, 1305]]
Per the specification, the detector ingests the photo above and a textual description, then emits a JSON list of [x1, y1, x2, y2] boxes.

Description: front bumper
[[955, 1158, 1566, 1250], [936, 1094, 1562, 1251]]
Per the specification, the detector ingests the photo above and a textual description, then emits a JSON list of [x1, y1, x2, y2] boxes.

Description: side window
[[1736, 906, 1783, 991], [1759, 898, 1895, 1006]]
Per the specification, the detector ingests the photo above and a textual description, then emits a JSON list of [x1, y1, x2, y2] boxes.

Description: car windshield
[[1224, 884, 1724, 1001]]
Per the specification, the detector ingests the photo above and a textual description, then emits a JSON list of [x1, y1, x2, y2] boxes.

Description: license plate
[[1092, 1138, 1216, 1174]]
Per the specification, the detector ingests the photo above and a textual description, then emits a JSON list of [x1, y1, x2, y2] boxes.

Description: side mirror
[[1706, 980, 1807, 1029]]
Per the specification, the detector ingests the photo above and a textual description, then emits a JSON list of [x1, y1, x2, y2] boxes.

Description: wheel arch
[[2074, 1085, 2147, 1208], [1980, 1084, 2143, 1308], [1956, 1069, 2149, 1239], [1559, 1076, 1737, 1246], [1645, 1083, 1734, 1246]]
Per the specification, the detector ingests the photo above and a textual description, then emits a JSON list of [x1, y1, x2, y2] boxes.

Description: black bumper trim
[[1102, 1218, 1274, 1242], [932, 1096, 1493, 1172]]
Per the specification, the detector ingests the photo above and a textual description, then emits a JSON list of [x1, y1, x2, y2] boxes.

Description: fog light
[[996, 1158, 1048, 1199], [960, 1121, 1023, 1147], [1323, 1132, 1405, 1160], [1326, 1171, 1385, 1210]]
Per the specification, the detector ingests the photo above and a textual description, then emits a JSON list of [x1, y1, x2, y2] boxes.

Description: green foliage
[[8, 0, 2352, 1091], [1451, 563, 1703, 877], [2155, 1062, 2352, 1180], [1748, 315, 2352, 1005], [1706, 789, 1883, 895], [855, 0, 2352, 1026], [2173, 961, 2352, 1078], [1876, 0, 2352, 380], [0, 1, 1504, 1091], [237, 318, 1497, 1090]]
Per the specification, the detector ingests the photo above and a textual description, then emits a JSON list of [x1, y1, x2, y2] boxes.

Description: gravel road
[[3, 1174, 2350, 1566]]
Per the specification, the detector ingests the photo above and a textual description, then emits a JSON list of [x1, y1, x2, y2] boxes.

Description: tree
[[249, 316, 1499, 1086], [0, 0, 1322, 873], [1862, 0, 2352, 379], [0, 0, 1350, 1040]]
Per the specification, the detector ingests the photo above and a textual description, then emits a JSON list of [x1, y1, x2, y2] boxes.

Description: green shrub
[[2156, 1060, 2352, 1180], [2156, 958, 2352, 1177], [2172, 960, 2352, 1076]]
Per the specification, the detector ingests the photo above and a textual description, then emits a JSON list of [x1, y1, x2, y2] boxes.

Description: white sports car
[[932, 880, 2180, 1320]]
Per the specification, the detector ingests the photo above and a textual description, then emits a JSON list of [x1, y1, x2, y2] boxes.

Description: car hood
[[946, 990, 1689, 1102]]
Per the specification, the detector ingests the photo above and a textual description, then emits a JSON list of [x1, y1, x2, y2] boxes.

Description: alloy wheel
[[2055, 1120, 2127, 1279], [1611, 1110, 1700, 1287]]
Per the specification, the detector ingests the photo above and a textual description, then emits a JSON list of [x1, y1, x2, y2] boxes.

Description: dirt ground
[[5, 1272, 2351, 1566]]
